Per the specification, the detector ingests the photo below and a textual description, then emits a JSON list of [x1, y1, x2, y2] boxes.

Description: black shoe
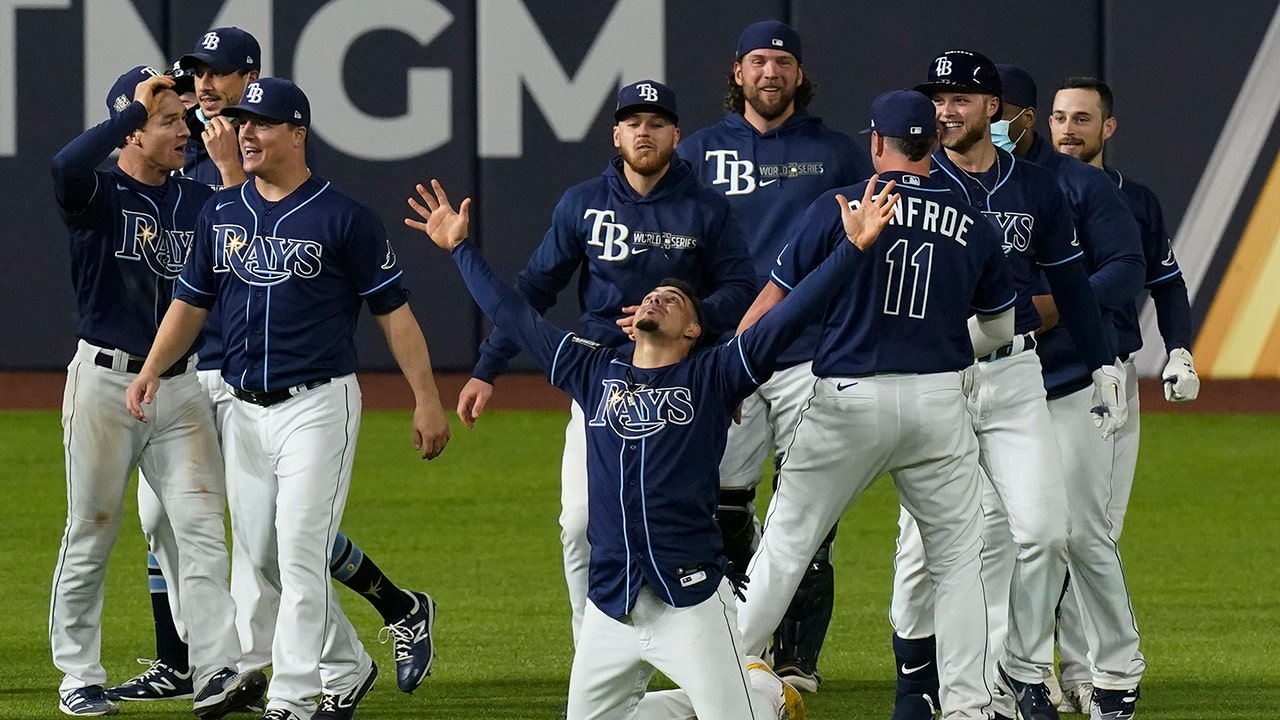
[[1091, 686, 1139, 719], [381, 591, 436, 692], [260, 710, 299, 720], [58, 686, 118, 716], [998, 664, 1060, 720], [775, 664, 822, 693], [193, 668, 269, 720], [892, 692, 937, 720], [105, 659, 194, 701], [313, 661, 377, 720]]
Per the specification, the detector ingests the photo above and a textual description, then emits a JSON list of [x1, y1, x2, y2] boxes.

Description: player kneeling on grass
[[405, 177, 898, 720]]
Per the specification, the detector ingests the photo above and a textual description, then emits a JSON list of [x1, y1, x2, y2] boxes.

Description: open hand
[[405, 179, 472, 250], [836, 175, 899, 251]]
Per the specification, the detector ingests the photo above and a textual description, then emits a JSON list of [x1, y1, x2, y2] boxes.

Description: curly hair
[[723, 68, 815, 114]]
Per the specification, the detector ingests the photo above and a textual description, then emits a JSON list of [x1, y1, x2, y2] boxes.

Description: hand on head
[[134, 74, 176, 117], [405, 179, 472, 251]]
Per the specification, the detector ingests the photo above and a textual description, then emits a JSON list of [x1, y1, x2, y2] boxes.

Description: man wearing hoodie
[[454, 79, 757, 645], [677, 20, 873, 693]]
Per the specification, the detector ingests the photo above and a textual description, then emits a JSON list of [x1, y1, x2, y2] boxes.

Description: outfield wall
[[4, 0, 1279, 376]]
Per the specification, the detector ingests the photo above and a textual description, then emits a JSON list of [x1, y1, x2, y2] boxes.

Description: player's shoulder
[[1108, 167, 1161, 205]]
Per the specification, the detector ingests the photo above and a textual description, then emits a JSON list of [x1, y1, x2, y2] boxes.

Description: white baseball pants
[[718, 362, 818, 492]]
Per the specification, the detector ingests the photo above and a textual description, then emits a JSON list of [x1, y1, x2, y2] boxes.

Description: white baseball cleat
[[1058, 682, 1094, 714]]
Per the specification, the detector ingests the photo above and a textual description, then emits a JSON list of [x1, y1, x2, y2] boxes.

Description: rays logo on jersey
[[588, 378, 695, 439], [703, 150, 824, 195], [210, 223, 323, 286], [115, 210, 192, 279], [983, 210, 1035, 254]]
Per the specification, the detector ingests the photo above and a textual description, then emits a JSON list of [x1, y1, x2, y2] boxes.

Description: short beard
[[621, 143, 674, 177], [635, 317, 659, 333], [942, 119, 988, 155], [744, 84, 795, 122]]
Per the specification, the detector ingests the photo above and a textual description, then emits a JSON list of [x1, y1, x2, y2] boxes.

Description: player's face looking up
[[634, 287, 700, 344], [130, 90, 191, 174], [1049, 88, 1114, 165], [931, 91, 998, 155], [237, 114, 305, 178], [190, 62, 254, 117], [614, 112, 679, 177], [735, 48, 802, 122]]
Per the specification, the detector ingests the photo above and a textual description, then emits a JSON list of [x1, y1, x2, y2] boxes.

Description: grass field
[[1, 409, 1277, 719]]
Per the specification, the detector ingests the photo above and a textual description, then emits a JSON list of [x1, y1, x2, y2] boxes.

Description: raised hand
[[134, 74, 176, 117], [835, 174, 900, 251], [405, 178, 472, 251]]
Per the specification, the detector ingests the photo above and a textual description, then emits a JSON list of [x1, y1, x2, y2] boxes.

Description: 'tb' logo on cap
[[935, 57, 953, 76], [201, 32, 220, 50], [245, 84, 264, 103], [636, 83, 658, 102]]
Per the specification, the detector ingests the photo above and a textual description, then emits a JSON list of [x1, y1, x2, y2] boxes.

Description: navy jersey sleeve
[[452, 239, 601, 403], [724, 240, 865, 393], [1139, 191, 1193, 350], [770, 189, 845, 291], [472, 195, 585, 382], [1043, 262, 1113, 370], [1076, 175, 1145, 310], [340, 205, 409, 315], [51, 102, 149, 218], [698, 204, 757, 337], [174, 197, 220, 309]]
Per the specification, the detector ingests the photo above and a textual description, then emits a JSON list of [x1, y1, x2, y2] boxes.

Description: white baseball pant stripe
[[51, 341, 238, 692], [719, 361, 818, 492], [567, 581, 772, 720], [891, 350, 1069, 699], [1048, 364, 1144, 691], [740, 373, 993, 720], [221, 374, 371, 716]]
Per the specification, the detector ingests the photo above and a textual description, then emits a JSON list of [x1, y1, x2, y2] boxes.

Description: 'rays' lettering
[[211, 223, 323, 286], [116, 210, 191, 278], [983, 211, 1035, 254], [588, 378, 696, 440]]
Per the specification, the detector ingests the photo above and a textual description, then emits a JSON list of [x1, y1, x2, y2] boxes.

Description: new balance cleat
[[1090, 686, 1138, 720], [259, 710, 299, 720], [1059, 683, 1094, 714], [775, 664, 822, 694], [59, 686, 118, 716], [193, 668, 269, 719], [998, 663, 1060, 720], [380, 591, 436, 692], [104, 658, 193, 701], [313, 661, 377, 720]]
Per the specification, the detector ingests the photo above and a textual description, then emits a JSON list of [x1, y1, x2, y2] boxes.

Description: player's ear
[[613, 124, 622, 150], [247, 70, 260, 83], [672, 126, 680, 147], [684, 321, 702, 345], [733, 61, 744, 87], [987, 95, 1001, 121], [1102, 116, 1117, 142]]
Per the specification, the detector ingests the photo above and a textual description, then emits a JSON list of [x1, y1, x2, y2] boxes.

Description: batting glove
[[1162, 347, 1200, 402], [1090, 361, 1128, 439]]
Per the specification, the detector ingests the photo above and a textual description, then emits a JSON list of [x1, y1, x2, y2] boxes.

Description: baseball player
[[887, 51, 1129, 720], [732, 88, 1021, 720], [676, 19, 873, 692], [114, 27, 442, 704], [1044, 76, 1197, 718], [452, 79, 756, 644], [124, 77, 450, 720], [407, 175, 900, 720], [50, 66, 266, 718]]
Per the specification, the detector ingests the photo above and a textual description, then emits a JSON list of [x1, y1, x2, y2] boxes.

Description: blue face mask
[[990, 109, 1029, 152]]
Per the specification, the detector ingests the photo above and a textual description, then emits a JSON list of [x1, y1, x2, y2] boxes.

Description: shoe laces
[[379, 622, 417, 662], [128, 658, 169, 683], [318, 692, 339, 712]]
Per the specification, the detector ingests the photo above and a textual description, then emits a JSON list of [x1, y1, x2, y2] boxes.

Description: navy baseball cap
[[915, 49, 1002, 99], [105, 65, 163, 118], [167, 59, 195, 95], [220, 78, 310, 127], [178, 27, 260, 73], [996, 64, 1037, 110], [861, 90, 937, 138], [614, 79, 678, 124], [735, 19, 802, 62]]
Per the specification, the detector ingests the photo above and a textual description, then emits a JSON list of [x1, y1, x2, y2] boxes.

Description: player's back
[[773, 172, 1014, 377]]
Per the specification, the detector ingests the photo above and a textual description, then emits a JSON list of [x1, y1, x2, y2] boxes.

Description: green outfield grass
[[1, 409, 1276, 718]]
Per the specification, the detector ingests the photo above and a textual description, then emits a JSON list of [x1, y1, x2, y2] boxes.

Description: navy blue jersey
[[772, 172, 1015, 376], [1105, 167, 1193, 355], [52, 101, 214, 359], [174, 175, 408, 392], [931, 147, 1114, 372], [449, 234, 864, 618], [1023, 133, 1146, 397], [678, 110, 871, 367], [471, 156, 756, 382]]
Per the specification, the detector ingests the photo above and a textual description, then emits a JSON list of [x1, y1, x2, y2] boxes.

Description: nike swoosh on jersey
[[759, 179, 779, 187], [901, 662, 930, 674], [216, 201, 236, 211], [631, 247, 650, 254]]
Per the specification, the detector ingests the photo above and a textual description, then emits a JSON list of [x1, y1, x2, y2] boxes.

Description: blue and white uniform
[[173, 174, 390, 717], [448, 224, 858, 720], [890, 147, 1118, 706], [1056, 167, 1190, 695], [49, 100, 242, 697], [737, 172, 1017, 719], [469, 155, 756, 643]]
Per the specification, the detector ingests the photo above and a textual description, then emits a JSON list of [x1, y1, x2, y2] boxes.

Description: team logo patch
[[901, 175, 921, 186], [211, 223, 323, 286], [570, 336, 602, 350], [115, 210, 192, 278], [112, 94, 131, 113], [588, 378, 695, 440], [381, 239, 397, 269]]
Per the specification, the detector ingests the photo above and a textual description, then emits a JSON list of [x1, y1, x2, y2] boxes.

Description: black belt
[[231, 379, 331, 408], [982, 332, 1037, 362], [94, 351, 188, 378]]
